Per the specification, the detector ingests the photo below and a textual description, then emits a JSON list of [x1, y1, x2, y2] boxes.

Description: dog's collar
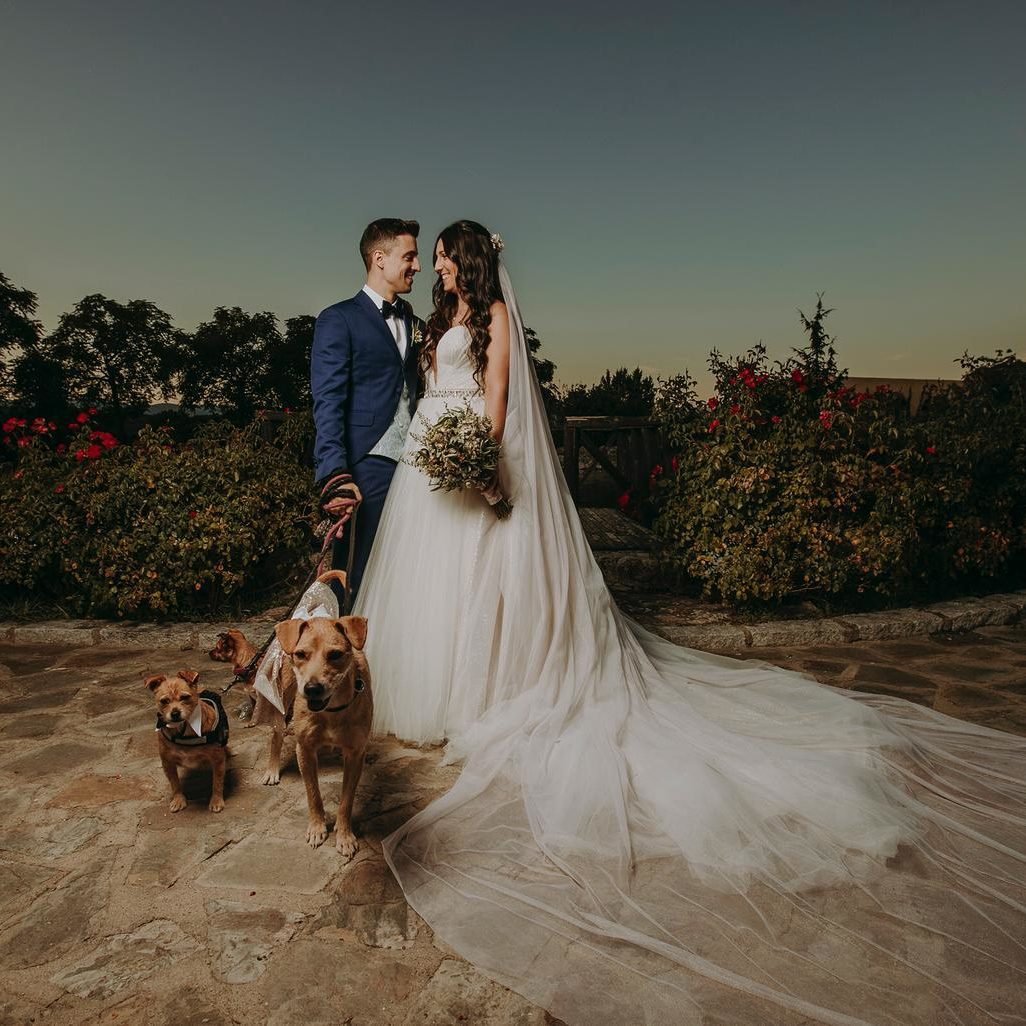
[[317, 678, 367, 714]]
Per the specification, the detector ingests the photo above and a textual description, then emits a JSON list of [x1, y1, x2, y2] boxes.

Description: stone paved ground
[[0, 620, 1023, 1026]]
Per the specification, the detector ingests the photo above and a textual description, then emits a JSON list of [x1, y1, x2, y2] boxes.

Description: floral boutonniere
[[411, 320, 424, 348]]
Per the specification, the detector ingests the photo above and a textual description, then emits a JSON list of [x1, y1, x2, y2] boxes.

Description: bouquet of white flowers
[[410, 406, 513, 519]]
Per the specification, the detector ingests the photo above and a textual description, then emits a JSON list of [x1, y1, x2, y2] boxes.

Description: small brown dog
[[256, 569, 372, 858], [208, 628, 258, 722], [147, 669, 230, 813]]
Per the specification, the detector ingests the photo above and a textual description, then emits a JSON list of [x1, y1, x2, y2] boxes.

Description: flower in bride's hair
[[490, 232, 504, 252]]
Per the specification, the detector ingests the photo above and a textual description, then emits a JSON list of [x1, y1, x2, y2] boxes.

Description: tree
[[0, 271, 42, 402], [561, 367, 655, 417], [523, 325, 560, 420], [272, 315, 315, 409], [178, 307, 288, 422], [34, 294, 180, 427]]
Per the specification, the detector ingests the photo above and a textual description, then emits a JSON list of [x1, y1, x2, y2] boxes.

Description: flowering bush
[[652, 300, 1026, 606], [1, 410, 317, 617]]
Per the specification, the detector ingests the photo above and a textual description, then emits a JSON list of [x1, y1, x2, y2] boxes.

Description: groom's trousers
[[330, 454, 396, 608]]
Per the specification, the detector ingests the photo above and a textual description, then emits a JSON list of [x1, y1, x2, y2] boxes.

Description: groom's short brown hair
[[360, 218, 420, 269]]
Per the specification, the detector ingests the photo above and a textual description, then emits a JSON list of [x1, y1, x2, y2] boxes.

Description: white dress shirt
[[362, 283, 408, 359], [362, 284, 413, 462]]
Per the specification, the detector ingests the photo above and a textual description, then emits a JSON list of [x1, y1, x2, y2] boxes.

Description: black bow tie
[[380, 299, 404, 320]]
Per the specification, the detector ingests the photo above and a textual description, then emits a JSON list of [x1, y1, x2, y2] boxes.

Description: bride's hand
[[479, 476, 503, 506]]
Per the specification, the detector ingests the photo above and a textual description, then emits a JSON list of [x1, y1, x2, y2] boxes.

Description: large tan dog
[[257, 570, 372, 859]]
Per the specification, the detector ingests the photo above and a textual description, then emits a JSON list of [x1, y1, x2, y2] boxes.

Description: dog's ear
[[178, 669, 200, 687], [337, 616, 367, 651], [144, 673, 166, 692], [276, 618, 308, 655]]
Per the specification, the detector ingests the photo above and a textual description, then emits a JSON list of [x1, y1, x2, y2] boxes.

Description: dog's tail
[[317, 569, 348, 590]]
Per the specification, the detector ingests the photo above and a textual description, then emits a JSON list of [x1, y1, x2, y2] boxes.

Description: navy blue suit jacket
[[310, 290, 421, 484]]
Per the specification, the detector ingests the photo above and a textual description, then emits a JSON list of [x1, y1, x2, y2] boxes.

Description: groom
[[310, 218, 423, 604]]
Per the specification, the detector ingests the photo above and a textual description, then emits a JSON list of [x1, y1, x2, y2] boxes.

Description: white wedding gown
[[348, 268, 1026, 1026]]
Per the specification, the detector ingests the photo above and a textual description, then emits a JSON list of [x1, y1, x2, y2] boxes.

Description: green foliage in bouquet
[[652, 298, 1026, 606], [1, 411, 317, 617], [410, 406, 512, 519]]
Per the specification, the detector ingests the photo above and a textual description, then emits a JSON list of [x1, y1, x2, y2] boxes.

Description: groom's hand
[[323, 488, 361, 520], [319, 473, 363, 523]]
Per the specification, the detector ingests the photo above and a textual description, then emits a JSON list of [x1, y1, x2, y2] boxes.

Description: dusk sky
[[3, 0, 1023, 389]]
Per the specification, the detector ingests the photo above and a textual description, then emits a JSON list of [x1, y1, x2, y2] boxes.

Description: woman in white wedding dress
[[351, 221, 1026, 1026]]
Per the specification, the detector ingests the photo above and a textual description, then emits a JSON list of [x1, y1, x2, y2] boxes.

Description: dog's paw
[[335, 830, 359, 861], [209, 796, 225, 813], [169, 794, 187, 813], [306, 821, 328, 848], [261, 769, 281, 786]]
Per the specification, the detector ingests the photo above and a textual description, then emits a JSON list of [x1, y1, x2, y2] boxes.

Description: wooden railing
[[562, 416, 669, 504]]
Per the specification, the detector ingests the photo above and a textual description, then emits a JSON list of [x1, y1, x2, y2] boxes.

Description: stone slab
[[925, 598, 1019, 631], [656, 624, 751, 652], [51, 918, 200, 999], [196, 835, 337, 894], [840, 609, 945, 641], [746, 618, 855, 648], [2, 741, 103, 779]]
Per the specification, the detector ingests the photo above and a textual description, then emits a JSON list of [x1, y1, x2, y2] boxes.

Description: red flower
[[2, 417, 17, 433], [55, 484, 65, 494], [76, 412, 90, 424], [819, 410, 833, 430], [283, 407, 293, 414], [189, 510, 198, 520], [708, 418, 721, 432], [649, 464, 664, 479], [17, 437, 30, 447], [56, 443, 67, 454], [74, 449, 87, 461], [13, 469, 24, 480], [729, 403, 741, 416], [707, 397, 718, 410], [85, 443, 103, 459], [88, 407, 97, 415], [616, 492, 631, 511], [791, 369, 805, 385], [671, 456, 680, 473], [771, 415, 781, 425], [926, 445, 937, 456]]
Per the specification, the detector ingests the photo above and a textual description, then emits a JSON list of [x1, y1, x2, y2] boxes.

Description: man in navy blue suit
[[310, 218, 423, 603]]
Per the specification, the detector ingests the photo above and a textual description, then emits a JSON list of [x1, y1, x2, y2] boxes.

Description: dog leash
[[221, 479, 360, 693]]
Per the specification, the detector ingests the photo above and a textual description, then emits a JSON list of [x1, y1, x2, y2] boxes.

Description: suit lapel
[[353, 290, 402, 365]]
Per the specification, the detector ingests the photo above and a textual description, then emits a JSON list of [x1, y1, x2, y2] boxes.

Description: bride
[[349, 221, 1026, 1026]]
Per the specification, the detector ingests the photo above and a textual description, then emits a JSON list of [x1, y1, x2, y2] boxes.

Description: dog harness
[[156, 690, 230, 747]]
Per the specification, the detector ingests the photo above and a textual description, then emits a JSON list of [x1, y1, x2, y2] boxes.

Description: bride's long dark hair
[[422, 220, 503, 386]]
